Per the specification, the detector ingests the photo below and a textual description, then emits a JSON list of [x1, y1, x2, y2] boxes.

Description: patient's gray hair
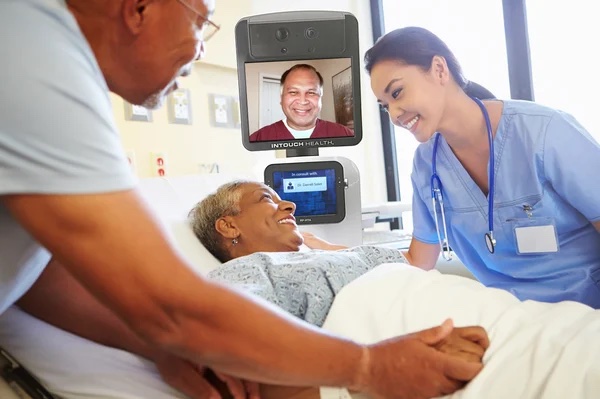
[[188, 180, 254, 262]]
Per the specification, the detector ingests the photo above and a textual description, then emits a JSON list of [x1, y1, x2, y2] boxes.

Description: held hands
[[435, 323, 489, 364], [154, 353, 260, 399], [300, 231, 348, 251], [359, 319, 488, 399]]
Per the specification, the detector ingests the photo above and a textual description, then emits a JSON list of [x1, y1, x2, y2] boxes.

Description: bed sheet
[[319, 263, 600, 399], [0, 306, 187, 399]]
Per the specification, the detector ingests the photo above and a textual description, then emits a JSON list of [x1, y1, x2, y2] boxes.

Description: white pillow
[[168, 219, 221, 275]]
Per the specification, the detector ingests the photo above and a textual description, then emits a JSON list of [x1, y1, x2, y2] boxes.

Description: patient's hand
[[301, 231, 347, 251], [434, 325, 490, 364]]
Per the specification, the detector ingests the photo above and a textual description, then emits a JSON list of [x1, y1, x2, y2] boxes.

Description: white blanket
[[320, 263, 600, 399], [2, 263, 599, 399]]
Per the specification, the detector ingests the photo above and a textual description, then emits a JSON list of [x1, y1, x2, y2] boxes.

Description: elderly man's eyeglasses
[[175, 0, 220, 42]]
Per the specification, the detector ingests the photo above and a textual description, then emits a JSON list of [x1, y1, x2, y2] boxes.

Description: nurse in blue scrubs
[[365, 26, 600, 308]]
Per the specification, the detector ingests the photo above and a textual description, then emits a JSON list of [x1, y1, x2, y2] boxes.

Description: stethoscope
[[431, 96, 496, 261]]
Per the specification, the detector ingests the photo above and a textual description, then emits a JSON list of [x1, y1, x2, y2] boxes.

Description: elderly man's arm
[[3, 189, 484, 398]]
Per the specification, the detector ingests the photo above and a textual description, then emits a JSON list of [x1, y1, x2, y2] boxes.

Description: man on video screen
[[249, 64, 354, 142]]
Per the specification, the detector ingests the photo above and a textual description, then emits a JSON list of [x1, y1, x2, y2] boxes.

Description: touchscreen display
[[265, 160, 346, 224], [272, 168, 338, 217]]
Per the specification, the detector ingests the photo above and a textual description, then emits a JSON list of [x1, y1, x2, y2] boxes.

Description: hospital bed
[[0, 173, 474, 399]]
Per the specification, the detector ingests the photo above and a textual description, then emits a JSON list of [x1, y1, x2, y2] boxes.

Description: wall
[[114, 0, 387, 204], [113, 62, 279, 180]]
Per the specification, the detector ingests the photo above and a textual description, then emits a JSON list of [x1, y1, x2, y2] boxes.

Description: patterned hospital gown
[[207, 245, 407, 326]]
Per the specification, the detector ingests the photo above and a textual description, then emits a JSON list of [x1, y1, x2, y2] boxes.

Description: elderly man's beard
[[140, 64, 193, 110], [140, 85, 171, 110]]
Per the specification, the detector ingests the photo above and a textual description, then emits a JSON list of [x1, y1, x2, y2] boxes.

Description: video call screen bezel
[[235, 11, 363, 152], [264, 160, 346, 225]]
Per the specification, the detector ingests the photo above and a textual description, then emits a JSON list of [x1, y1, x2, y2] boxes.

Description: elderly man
[[0, 1, 486, 398], [249, 64, 354, 142]]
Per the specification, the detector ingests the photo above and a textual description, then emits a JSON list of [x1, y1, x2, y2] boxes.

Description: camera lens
[[275, 27, 290, 42], [304, 27, 319, 40]]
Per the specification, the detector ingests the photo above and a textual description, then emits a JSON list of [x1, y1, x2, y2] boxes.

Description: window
[[527, 0, 600, 141]]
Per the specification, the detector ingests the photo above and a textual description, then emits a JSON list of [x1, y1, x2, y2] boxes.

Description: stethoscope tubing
[[431, 96, 496, 254]]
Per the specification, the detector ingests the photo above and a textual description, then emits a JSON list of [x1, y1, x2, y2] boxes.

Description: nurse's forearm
[[403, 238, 440, 270]]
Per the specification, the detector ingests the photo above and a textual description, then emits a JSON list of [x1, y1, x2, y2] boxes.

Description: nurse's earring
[[232, 237, 239, 245]]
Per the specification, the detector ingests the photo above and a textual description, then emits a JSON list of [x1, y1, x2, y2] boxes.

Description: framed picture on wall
[[332, 66, 354, 131], [208, 93, 234, 128]]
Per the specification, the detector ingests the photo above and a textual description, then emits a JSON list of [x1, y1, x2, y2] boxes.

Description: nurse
[[365, 26, 600, 307]]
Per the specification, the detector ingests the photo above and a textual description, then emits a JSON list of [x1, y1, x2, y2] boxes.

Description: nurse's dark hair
[[364, 26, 495, 99]]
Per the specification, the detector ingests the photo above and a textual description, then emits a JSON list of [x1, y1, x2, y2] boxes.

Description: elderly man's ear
[[215, 217, 239, 239], [121, 0, 154, 34]]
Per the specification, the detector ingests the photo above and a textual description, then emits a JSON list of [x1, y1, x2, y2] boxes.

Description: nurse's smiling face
[[369, 57, 449, 143]]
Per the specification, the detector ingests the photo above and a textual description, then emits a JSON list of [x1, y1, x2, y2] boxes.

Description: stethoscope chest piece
[[484, 232, 496, 254]]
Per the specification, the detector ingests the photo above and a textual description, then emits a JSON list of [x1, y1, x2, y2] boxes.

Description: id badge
[[511, 217, 559, 255]]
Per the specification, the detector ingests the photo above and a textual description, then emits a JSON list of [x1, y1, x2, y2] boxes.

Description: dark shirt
[[249, 119, 354, 142]]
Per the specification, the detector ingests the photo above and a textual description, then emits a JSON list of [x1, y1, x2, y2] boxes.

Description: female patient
[[189, 179, 414, 326]]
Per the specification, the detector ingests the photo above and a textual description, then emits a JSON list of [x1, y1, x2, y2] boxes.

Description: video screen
[[235, 11, 362, 153], [244, 59, 354, 142], [264, 161, 345, 224]]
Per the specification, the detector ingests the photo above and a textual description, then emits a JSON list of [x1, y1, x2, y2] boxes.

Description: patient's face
[[231, 183, 303, 254]]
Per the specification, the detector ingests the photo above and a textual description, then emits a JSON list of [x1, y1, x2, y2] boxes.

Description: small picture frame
[[332, 66, 354, 130], [168, 88, 192, 125], [208, 94, 233, 128], [124, 102, 152, 122]]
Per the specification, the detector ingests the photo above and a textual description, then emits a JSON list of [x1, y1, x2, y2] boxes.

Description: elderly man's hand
[[154, 353, 260, 399], [359, 319, 486, 399]]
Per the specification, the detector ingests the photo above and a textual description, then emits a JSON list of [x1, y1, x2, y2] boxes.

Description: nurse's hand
[[359, 319, 485, 399], [434, 325, 489, 363]]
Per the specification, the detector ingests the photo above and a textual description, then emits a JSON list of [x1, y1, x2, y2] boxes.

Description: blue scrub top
[[411, 100, 600, 308]]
